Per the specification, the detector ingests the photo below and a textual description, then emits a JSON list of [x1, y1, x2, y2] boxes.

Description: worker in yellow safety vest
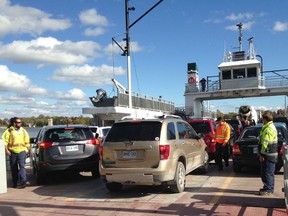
[[258, 110, 278, 196], [2, 117, 30, 188], [215, 116, 231, 171]]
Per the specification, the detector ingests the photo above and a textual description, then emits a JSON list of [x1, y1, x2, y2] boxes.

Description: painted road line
[[210, 172, 235, 204]]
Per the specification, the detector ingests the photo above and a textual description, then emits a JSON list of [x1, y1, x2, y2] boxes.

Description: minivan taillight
[[160, 145, 170, 160], [39, 141, 53, 149], [232, 144, 241, 155]]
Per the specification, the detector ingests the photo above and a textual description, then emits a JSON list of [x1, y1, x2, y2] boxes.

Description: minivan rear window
[[105, 122, 161, 142]]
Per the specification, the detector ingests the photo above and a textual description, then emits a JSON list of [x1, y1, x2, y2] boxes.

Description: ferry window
[[247, 67, 257, 77], [233, 68, 245, 79], [222, 70, 231, 80]]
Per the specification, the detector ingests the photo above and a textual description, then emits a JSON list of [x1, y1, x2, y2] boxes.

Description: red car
[[186, 118, 217, 161]]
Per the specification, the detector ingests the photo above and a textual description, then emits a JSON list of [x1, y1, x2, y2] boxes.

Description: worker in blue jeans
[[2, 117, 30, 188], [258, 110, 278, 196]]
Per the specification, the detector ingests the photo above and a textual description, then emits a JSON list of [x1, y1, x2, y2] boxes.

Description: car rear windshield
[[241, 126, 284, 140], [188, 122, 211, 134], [45, 128, 94, 141], [105, 121, 161, 142]]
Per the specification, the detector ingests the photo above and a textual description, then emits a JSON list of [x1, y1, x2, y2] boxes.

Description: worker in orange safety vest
[[2, 117, 30, 188], [215, 116, 231, 171]]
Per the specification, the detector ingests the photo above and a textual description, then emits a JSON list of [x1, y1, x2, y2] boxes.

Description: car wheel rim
[[178, 165, 185, 187]]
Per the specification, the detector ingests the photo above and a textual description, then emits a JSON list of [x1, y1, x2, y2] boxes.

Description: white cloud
[[104, 41, 143, 56], [57, 88, 87, 100], [0, 65, 31, 91], [84, 27, 105, 37], [0, 65, 48, 96], [225, 13, 253, 21], [51, 64, 125, 86], [0, 0, 71, 37], [273, 21, 288, 32], [79, 8, 108, 26], [0, 37, 101, 65]]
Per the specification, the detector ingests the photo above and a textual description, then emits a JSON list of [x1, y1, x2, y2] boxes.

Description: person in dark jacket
[[258, 110, 278, 196], [200, 78, 206, 92]]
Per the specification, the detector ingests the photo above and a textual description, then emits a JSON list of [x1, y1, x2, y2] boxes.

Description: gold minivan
[[99, 116, 208, 193]]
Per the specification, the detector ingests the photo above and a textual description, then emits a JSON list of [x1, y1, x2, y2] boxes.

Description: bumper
[[37, 160, 99, 172], [99, 159, 178, 185]]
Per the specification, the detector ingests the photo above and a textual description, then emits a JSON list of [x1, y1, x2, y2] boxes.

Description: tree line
[[0, 109, 286, 128], [0, 115, 95, 128]]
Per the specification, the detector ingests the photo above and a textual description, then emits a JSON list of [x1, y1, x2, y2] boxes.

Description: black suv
[[31, 125, 100, 184]]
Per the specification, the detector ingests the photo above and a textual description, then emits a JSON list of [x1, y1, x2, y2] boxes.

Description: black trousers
[[215, 143, 229, 169]]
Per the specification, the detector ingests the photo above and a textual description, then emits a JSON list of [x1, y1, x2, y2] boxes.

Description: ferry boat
[[184, 22, 288, 118], [82, 0, 174, 125]]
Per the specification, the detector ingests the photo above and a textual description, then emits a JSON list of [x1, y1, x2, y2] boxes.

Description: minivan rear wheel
[[170, 162, 186, 193], [105, 182, 123, 192]]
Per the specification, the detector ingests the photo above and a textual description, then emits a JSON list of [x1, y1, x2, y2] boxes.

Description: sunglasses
[[15, 122, 22, 124]]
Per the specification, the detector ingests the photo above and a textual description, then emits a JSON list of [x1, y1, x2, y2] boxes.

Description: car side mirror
[[30, 138, 36, 144]]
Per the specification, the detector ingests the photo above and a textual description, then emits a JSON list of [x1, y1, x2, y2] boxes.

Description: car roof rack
[[155, 114, 181, 119]]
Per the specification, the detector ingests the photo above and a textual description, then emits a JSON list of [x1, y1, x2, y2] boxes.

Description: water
[[0, 127, 41, 138]]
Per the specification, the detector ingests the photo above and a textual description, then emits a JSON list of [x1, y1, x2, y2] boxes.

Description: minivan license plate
[[66, 145, 79, 151], [123, 151, 137, 159]]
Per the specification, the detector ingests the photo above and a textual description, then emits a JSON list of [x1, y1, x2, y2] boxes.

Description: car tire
[[105, 182, 123, 192], [91, 169, 100, 178], [36, 168, 46, 184], [170, 161, 186, 193], [233, 163, 242, 173]]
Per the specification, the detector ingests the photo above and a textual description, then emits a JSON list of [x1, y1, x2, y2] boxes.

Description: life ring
[[188, 76, 196, 84]]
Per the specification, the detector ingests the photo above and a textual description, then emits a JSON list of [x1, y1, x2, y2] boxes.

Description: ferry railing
[[204, 69, 288, 92], [90, 92, 175, 113], [118, 92, 175, 112]]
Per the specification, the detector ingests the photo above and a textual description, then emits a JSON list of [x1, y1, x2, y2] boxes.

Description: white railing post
[[0, 140, 7, 194]]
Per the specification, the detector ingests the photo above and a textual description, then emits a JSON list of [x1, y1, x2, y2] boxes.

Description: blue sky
[[0, 0, 288, 119]]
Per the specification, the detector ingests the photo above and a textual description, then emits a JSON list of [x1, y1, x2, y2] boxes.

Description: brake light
[[232, 144, 241, 155], [39, 141, 53, 149], [279, 144, 285, 155], [160, 145, 170, 160], [99, 146, 103, 160], [86, 138, 99, 145]]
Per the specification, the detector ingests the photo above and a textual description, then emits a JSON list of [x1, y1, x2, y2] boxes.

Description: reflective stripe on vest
[[8, 129, 26, 148]]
